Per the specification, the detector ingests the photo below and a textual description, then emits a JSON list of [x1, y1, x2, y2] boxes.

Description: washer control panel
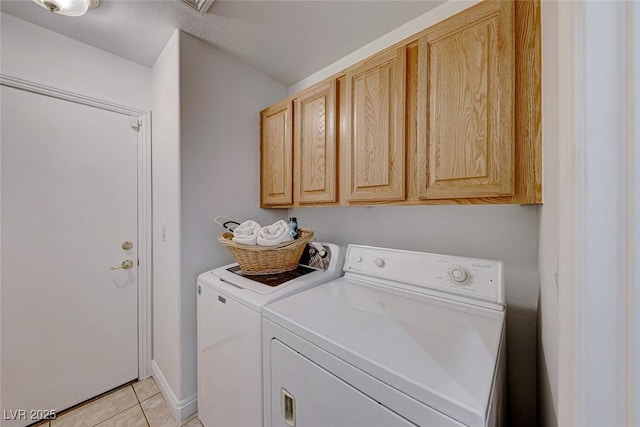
[[344, 245, 504, 306]]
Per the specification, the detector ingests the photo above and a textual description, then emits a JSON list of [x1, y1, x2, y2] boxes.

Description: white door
[[1, 86, 139, 427]]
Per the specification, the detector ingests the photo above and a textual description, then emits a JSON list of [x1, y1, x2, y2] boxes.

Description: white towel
[[232, 220, 262, 245], [257, 220, 293, 246]]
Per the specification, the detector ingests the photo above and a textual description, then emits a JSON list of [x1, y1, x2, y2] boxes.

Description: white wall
[[538, 1, 559, 426], [287, 1, 540, 424], [150, 29, 184, 410], [151, 31, 287, 418], [178, 32, 287, 407], [288, 0, 480, 95], [0, 12, 150, 111]]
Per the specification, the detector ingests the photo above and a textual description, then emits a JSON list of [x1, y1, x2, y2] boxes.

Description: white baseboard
[[150, 360, 198, 421]]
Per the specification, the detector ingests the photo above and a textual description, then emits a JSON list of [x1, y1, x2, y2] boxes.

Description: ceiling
[[0, 0, 443, 86]]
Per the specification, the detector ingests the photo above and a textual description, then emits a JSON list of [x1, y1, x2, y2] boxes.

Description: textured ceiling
[[0, 0, 443, 85]]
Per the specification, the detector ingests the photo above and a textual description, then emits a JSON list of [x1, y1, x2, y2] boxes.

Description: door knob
[[111, 259, 134, 270]]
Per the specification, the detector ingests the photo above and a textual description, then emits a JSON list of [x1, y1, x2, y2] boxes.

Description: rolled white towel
[[232, 220, 262, 245], [257, 220, 293, 246]]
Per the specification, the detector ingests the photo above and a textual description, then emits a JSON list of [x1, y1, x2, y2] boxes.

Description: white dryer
[[197, 242, 344, 427], [262, 245, 506, 427]]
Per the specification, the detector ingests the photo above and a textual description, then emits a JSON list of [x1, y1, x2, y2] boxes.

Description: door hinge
[[130, 117, 142, 132]]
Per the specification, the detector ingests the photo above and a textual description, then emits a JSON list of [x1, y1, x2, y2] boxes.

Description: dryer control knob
[[449, 267, 470, 284], [374, 258, 385, 268]]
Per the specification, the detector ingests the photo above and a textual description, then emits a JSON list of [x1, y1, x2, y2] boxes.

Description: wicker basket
[[217, 229, 314, 275]]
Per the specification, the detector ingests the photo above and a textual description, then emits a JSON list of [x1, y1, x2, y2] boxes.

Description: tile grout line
[[41, 379, 189, 427], [50, 381, 138, 426], [133, 386, 142, 404], [88, 402, 150, 427], [138, 393, 158, 427], [87, 386, 140, 427], [139, 403, 152, 427], [133, 378, 158, 426], [139, 390, 164, 427]]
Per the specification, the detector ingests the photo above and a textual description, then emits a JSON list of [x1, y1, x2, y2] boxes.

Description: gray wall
[[179, 32, 288, 400], [290, 204, 540, 426]]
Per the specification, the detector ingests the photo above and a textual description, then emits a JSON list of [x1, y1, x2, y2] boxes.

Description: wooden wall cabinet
[[293, 80, 338, 204], [260, 100, 292, 206], [259, 0, 541, 208], [416, 0, 514, 200], [261, 81, 339, 208], [343, 47, 406, 203]]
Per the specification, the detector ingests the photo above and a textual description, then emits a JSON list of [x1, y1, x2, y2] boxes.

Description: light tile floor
[[32, 378, 201, 427]]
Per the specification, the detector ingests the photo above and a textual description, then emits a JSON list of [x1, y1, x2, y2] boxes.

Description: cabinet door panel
[[417, 1, 514, 199], [261, 101, 293, 206], [344, 47, 406, 202], [294, 80, 337, 204]]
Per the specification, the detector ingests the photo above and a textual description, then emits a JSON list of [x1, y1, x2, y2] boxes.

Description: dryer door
[[270, 339, 416, 427]]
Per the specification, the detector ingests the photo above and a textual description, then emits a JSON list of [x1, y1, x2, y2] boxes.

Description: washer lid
[[197, 264, 344, 312], [212, 263, 321, 294], [263, 278, 505, 427]]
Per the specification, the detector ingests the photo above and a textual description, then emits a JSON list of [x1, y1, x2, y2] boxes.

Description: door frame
[[556, 2, 639, 425], [0, 73, 153, 379]]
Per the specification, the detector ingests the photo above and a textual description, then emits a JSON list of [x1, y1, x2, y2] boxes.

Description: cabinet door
[[417, 0, 514, 199], [261, 100, 293, 206], [293, 80, 337, 204], [344, 47, 406, 202]]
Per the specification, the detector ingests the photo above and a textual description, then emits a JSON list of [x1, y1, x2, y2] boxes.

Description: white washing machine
[[197, 243, 344, 427], [262, 245, 506, 427]]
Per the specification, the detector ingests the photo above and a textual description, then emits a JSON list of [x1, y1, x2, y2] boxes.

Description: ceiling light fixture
[[32, 0, 99, 17]]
